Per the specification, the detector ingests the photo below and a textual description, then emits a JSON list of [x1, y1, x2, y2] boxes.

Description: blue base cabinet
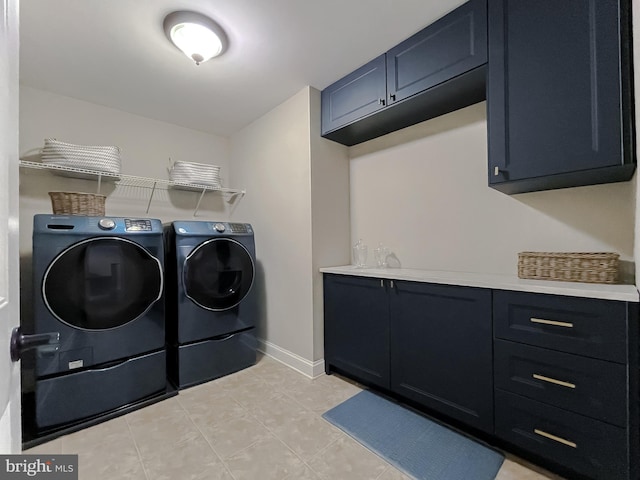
[[323, 275, 494, 433], [493, 290, 639, 480], [390, 281, 493, 433], [323, 273, 639, 480], [323, 274, 390, 389]]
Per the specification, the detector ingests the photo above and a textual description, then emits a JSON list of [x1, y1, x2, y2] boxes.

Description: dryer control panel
[[229, 223, 251, 233], [125, 219, 153, 231]]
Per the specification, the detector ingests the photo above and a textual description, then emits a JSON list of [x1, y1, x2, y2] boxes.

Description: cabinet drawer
[[495, 390, 628, 480], [493, 290, 628, 362], [495, 339, 627, 427]]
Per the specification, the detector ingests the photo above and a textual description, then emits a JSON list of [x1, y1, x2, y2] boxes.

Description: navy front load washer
[[31, 215, 167, 429], [164, 221, 257, 389]]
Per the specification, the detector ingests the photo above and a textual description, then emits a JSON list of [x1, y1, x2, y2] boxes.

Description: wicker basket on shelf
[[517, 252, 620, 284], [48, 192, 106, 216]]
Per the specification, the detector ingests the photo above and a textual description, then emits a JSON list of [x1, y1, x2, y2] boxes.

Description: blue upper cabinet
[[321, 55, 387, 136], [488, 0, 635, 194], [321, 0, 487, 146], [386, 0, 487, 104]]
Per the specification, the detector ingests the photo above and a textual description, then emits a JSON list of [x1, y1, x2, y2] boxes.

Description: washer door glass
[[43, 237, 163, 330], [183, 238, 254, 311]]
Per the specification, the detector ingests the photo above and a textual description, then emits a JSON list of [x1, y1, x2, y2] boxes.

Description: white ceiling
[[19, 0, 466, 137]]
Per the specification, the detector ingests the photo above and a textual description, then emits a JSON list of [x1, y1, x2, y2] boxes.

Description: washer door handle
[[10, 327, 60, 362]]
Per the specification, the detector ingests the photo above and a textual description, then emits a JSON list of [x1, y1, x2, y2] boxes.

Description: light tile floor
[[25, 355, 564, 480]]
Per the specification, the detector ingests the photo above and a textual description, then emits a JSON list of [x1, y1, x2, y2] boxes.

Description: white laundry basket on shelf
[[168, 161, 221, 187], [41, 138, 121, 176]]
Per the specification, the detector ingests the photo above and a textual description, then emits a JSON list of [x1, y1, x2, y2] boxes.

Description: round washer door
[[43, 237, 163, 330], [183, 238, 255, 311]]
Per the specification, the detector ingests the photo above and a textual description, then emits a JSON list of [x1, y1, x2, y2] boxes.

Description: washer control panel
[[98, 218, 116, 230], [125, 219, 153, 231], [204, 222, 252, 234], [229, 223, 250, 233]]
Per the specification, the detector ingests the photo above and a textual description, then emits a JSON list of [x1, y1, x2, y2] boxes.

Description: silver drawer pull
[[532, 374, 576, 389], [534, 429, 577, 448], [530, 317, 574, 328]]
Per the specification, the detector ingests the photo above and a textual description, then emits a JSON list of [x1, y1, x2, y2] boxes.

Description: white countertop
[[319, 265, 639, 302]]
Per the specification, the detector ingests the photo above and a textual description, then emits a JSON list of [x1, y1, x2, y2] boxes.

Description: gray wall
[[349, 102, 635, 280], [229, 87, 349, 375]]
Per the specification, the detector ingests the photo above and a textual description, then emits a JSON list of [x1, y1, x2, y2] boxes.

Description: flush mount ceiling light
[[163, 11, 228, 65]]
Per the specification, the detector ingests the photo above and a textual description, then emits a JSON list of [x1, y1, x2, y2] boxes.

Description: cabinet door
[[390, 281, 493, 432], [488, 0, 634, 193], [321, 55, 387, 135], [323, 274, 390, 389], [387, 0, 487, 104]]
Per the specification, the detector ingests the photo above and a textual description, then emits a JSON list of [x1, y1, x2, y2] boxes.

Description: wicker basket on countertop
[[517, 251, 619, 284], [49, 191, 106, 216]]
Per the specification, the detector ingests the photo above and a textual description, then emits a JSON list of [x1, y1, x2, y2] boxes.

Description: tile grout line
[[123, 414, 153, 480], [229, 382, 349, 480], [182, 397, 242, 480], [299, 433, 346, 479], [238, 362, 372, 479], [59, 433, 68, 455], [238, 411, 318, 479], [220, 378, 320, 478]]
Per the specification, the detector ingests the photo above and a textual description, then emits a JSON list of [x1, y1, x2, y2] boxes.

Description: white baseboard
[[256, 338, 325, 378]]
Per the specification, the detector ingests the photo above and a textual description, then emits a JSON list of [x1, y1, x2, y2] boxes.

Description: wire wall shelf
[[19, 160, 245, 216]]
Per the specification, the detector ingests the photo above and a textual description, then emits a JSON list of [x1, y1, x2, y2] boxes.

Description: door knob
[[10, 326, 60, 362]]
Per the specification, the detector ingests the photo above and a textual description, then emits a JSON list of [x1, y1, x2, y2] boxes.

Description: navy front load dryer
[[164, 221, 257, 389], [31, 215, 167, 429]]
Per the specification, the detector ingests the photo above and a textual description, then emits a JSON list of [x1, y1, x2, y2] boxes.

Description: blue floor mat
[[322, 390, 504, 480]]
